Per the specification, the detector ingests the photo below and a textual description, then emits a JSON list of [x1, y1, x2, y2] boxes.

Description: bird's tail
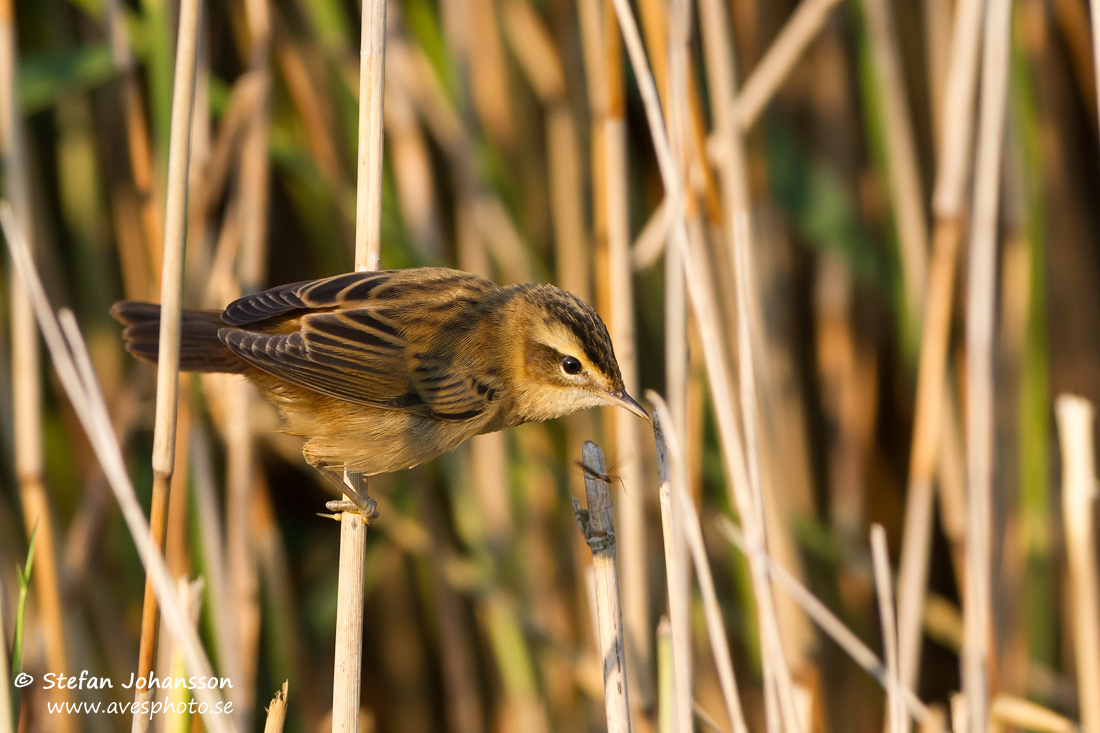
[[110, 302, 245, 374]]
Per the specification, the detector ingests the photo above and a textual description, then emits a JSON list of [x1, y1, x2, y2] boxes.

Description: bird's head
[[503, 284, 649, 424]]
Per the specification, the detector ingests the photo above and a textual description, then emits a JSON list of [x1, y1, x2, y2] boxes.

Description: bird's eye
[[561, 355, 583, 375]]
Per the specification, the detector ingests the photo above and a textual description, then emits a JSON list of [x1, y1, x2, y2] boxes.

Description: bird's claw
[[325, 497, 379, 525]]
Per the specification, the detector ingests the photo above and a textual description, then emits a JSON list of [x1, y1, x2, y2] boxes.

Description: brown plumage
[[112, 267, 647, 506]]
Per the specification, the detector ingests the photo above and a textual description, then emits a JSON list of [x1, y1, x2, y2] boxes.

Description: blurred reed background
[[2, 0, 1100, 730]]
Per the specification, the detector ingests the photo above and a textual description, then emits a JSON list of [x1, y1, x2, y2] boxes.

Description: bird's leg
[[309, 459, 379, 524]]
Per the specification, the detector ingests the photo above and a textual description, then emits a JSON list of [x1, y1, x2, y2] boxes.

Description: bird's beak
[[608, 389, 650, 422]]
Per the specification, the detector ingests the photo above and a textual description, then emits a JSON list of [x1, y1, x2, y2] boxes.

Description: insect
[[113, 267, 648, 512]]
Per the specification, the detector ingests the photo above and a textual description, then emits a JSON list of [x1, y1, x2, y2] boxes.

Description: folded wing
[[219, 269, 501, 422]]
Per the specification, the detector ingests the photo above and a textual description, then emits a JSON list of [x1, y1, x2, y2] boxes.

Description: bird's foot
[[325, 496, 379, 525], [312, 464, 380, 525]]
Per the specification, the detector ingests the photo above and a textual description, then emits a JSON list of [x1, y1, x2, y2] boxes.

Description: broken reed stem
[[894, 0, 984, 690], [575, 441, 632, 733], [653, 411, 693, 733], [963, 0, 1013, 729], [0, 207, 232, 733], [717, 517, 931, 723], [0, 0, 73, 722], [263, 681, 290, 733], [649, 393, 749, 733], [871, 525, 906, 733], [734, 0, 845, 131], [134, 0, 203, 727], [1055, 395, 1100, 733], [333, 0, 386, 729]]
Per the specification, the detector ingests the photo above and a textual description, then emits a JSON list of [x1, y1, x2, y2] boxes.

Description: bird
[[112, 267, 648, 513]]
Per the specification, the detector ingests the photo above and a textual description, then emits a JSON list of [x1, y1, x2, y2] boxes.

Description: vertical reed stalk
[[663, 0, 692, 727], [355, 0, 386, 272], [575, 440, 633, 733], [599, 0, 653, 710], [612, 0, 799, 726], [870, 525, 905, 733], [656, 617, 673, 733], [696, 0, 810, 723], [894, 0, 984, 690], [654, 411, 692, 732], [1090, 0, 1100, 128], [132, 0, 203, 726], [1055, 395, 1100, 733], [649, 394, 748, 733], [963, 0, 1014, 729], [222, 0, 272, 721], [332, 0, 386, 728], [189, 426, 238, 695], [0, 0, 73, 722]]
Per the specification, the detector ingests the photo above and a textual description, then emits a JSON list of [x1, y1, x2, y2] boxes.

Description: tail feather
[[111, 301, 245, 374]]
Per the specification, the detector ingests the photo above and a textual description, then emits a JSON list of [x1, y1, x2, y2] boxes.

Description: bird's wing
[[219, 270, 501, 422], [221, 269, 484, 325]]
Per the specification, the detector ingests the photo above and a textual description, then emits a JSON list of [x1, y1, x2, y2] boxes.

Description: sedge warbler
[[113, 267, 648, 511]]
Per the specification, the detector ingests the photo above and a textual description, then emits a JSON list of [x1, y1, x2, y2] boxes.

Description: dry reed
[[575, 440, 632, 733], [654, 411, 693, 732], [5, 0, 1099, 729], [1, 205, 232, 732], [735, 0, 845, 131], [870, 525, 905, 733], [894, 0, 984, 692], [331, 0, 387, 728], [963, 0, 1014, 728], [131, 0, 203, 726], [617, 0, 802, 725], [989, 695, 1081, 733], [264, 682, 290, 733], [718, 517, 930, 723], [1055, 395, 1100, 733], [649, 393, 748, 733], [0, 0, 72, 722]]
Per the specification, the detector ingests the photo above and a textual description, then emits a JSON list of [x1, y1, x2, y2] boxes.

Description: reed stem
[[575, 440, 632, 733], [0, 0, 73, 722], [963, 0, 1013, 728], [1, 206, 232, 733], [133, 0, 203, 725], [1055, 395, 1100, 733], [332, 0, 387, 728]]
